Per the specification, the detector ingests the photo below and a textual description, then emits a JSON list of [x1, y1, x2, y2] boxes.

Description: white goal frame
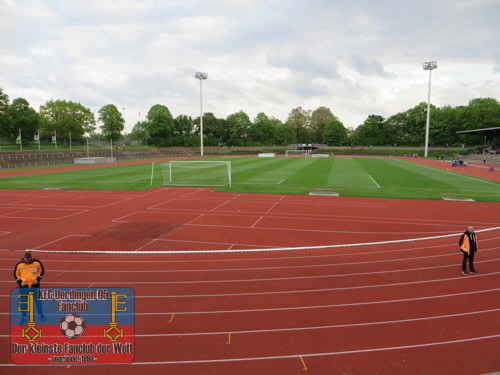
[[151, 160, 232, 187], [285, 149, 310, 157]]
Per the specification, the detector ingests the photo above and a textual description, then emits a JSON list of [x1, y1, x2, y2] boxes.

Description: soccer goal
[[285, 149, 309, 157], [151, 161, 232, 187]]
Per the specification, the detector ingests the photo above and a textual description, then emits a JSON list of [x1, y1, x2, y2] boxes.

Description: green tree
[[98, 104, 125, 142], [39, 100, 96, 143], [174, 114, 194, 136], [250, 112, 276, 145], [311, 106, 334, 144], [0, 88, 12, 140], [145, 104, 174, 147], [286, 107, 312, 143], [128, 120, 149, 145], [274, 121, 296, 145], [462, 97, 500, 130], [6, 98, 39, 144], [226, 111, 252, 146], [194, 112, 226, 146], [351, 115, 387, 146], [323, 117, 348, 146]]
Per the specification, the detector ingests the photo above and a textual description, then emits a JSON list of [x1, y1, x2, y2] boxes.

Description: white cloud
[[0, 0, 499, 130]]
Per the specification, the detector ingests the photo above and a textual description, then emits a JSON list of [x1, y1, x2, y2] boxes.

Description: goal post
[[285, 149, 309, 157], [151, 160, 232, 187]]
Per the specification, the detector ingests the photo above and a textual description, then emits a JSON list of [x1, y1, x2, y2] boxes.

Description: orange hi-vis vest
[[460, 233, 477, 254], [15, 260, 44, 287]]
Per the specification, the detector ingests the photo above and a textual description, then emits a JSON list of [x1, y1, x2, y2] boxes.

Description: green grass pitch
[[1, 157, 499, 201]]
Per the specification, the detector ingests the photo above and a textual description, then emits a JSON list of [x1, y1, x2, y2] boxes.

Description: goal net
[[151, 161, 232, 187], [285, 149, 309, 157]]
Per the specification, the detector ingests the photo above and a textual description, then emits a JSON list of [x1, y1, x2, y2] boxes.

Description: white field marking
[[0, 334, 499, 367], [2, 258, 499, 286], [184, 213, 206, 225], [143, 200, 497, 226], [251, 216, 264, 228], [1, 307, 499, 339], [26, 225, 500, 255], [2, 287, 500, 317], [210, 200, 231, 211], [146, 197, 179, 210], [107, 207, 497, 231], [276, 179, 286, 184], [368, 175, 381, 188], [133, 239, 157, 252], [0, 232, 10, 237], [5, 234, 498, 265], [183, 222, 461, 235], [265, 201, 280, 214], [31, 234, 91, 250], [1, 255, 498, 276], [227, 244, 236, 250], [3, 208, 88, 220], [3, 267, 497, 300], [1, 246, 499, 276], [395, 159, 500, 187], [112, 210, 146, 222]]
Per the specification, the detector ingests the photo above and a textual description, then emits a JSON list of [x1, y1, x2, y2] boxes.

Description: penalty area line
[[368, 175, 380, 188]]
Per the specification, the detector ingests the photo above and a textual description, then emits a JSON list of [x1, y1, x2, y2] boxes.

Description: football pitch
[[1, 157, 499, 201]]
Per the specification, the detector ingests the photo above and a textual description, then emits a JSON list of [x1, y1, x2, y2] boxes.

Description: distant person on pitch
[[459, 227, 479, 275], [13, 252, 46, 322]]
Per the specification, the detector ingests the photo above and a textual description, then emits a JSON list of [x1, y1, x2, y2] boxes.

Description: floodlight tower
[[422, 61, 437, 158], [195, 72, 208, 156]]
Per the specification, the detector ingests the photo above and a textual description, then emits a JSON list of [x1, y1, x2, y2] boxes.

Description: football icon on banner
[[60, 314, 86, 339]]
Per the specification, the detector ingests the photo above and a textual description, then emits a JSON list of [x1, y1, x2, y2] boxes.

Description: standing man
[[13, 252, 45, 322], [459, 226, 479, 275]]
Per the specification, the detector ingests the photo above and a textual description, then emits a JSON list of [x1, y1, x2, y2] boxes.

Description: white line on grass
[[395, 159, 500, 187], [368, 175, 381, 188]]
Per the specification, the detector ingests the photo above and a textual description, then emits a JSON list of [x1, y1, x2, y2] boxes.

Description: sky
[[1, 0, 499, 132]]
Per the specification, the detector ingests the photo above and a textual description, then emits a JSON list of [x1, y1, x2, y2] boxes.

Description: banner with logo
[[11, 287, 135, 365]]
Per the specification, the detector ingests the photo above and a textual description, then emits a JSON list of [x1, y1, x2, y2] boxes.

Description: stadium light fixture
[[195, 72, 208, 156], [422, 61, 437, 158]]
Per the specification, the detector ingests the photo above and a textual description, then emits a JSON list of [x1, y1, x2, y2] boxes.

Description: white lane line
[[1, 308, 499, 338], [1, 258, 499, 285], [276, 179, 285, 184], [368, 174, 381, 188], [1, 333, 499, 366], [251, 216, 264, 228]]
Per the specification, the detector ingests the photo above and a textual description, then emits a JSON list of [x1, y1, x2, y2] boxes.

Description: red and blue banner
[[10, 287, 135, 365]]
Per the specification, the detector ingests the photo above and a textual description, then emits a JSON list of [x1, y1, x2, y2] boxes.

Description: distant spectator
[[459, 227, 479, 275]]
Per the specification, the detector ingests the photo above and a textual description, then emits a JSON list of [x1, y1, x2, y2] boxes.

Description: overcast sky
[[1, 0, 499, 131]]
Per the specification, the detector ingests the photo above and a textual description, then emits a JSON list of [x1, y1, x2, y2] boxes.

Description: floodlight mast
[[195, 72, 208, 156], [422, 61, 437, 158]]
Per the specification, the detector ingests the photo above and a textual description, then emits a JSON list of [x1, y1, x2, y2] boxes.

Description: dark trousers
[[461, 250, 476, 272]]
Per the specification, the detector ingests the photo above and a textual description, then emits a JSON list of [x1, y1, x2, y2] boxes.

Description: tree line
[[1, 87, 499, 148]]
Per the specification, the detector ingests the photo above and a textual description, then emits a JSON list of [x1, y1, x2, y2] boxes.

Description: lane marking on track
[[226, 333, 231, 345], [299, 356, 308, 371], [2, 249, 499, 275], [1, 334, 487, 366], [1, 307, 500, 336], [31, 234, 91, 250], [167, 313, 174, 323], [2, 258, 499, 287], [2, 236, 500, 264]]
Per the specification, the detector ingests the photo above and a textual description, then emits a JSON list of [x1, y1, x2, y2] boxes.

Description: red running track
[[0, 186, 499, 374]]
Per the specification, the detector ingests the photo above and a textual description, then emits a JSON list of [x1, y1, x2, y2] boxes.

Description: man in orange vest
[[459, 226, 479, 275], [13, 252, 46, 322]]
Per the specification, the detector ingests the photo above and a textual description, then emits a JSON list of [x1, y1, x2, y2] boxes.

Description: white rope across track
[[28, 226, 500, 255]]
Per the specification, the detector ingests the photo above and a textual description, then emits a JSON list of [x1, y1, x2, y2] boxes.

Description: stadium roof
[[456, 127, 500, 136]]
